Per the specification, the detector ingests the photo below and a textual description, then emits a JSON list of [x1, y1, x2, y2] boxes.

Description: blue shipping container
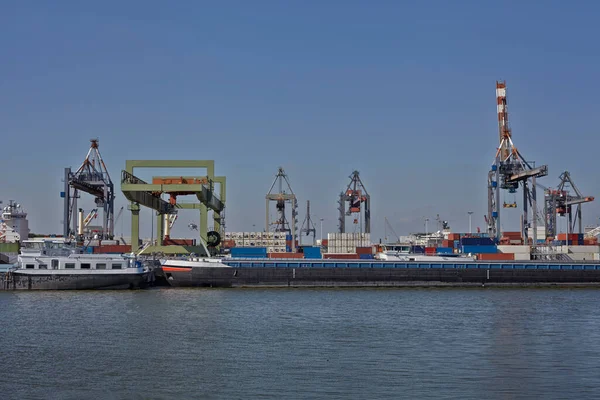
[[232, 247, 267, 254], [231, 247, 267, 257], [285, 234, 293, 241], [303, 247, 322, 259], [436, 247, 453, 254], [359, 254, 374, 260], [460, 237, 494, 246], [461, 245, 497, 254], [411, 245, 425, 254]]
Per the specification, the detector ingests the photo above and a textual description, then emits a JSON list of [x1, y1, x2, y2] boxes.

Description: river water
[[1, 288, 600, 399]]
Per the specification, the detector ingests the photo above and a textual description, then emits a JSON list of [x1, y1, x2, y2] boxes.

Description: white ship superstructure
[[0, 200, 29, 243]]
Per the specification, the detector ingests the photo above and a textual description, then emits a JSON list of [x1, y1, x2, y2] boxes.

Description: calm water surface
[[1, 288, 600, 399]]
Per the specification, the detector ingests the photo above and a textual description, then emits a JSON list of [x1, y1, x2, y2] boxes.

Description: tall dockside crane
[[338, 171, 370, 233], [542, 171, 594, 239], [300, 200, 317, 245], [266, 167, 298, 251], [63, 139, 115, 240], [486, 81, 548, 243]]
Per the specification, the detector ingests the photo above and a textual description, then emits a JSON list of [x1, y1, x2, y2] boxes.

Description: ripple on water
[[1, 288, 600, 399]]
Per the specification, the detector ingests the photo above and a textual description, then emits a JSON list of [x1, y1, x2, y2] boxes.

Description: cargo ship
[[160, 256, 600, 288], [0, 238, 149, 290], [158, 230, 600, 288]]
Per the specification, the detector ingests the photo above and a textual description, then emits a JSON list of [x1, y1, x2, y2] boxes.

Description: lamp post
[[468, 211, 474, 234], [425, 218, 429, 236], [320, 218, 324, 242]]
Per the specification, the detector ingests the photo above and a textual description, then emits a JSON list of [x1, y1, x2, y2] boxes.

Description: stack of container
[[500, 231, 522, 245], [326, 233, 371, 254], [224, 232, 287, 253], [557, 233, 581, 245]]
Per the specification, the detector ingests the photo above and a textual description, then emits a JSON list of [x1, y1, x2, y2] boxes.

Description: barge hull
[[163, 266, 600, 288], [0, 272, 148, 290]]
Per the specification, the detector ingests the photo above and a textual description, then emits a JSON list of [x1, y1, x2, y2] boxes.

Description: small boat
[[1, 238, 149, 290]]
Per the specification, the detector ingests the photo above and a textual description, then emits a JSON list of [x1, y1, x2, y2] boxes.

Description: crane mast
[[487, 81, 548, 244]]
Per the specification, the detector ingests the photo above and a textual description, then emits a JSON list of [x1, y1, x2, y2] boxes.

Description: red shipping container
[[323, 253, 360, 260], [355, 247, 373, 255], [503, 231, 522, 238], [321, 239, 329, 246], [425, 247, 436, 253], [268, 253, 304, 259], [93, 245, 132, 254], [477, 253, 515, 261], [164, 238, 196, 246]]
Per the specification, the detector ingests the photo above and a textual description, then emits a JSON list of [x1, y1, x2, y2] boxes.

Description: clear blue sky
[[1, 1, 599, 240]]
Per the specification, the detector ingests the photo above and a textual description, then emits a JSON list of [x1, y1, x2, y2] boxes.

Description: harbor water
[[1, 288, 600, 399]]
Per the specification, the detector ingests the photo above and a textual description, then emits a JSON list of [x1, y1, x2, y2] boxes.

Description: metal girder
[[121, 171, 173, 214], [70, 177, 105, 198], [509, 165, 548, 181], [196, 186, 224, 212], [266, 194, 296, 201], [566, 197, 594, 206]]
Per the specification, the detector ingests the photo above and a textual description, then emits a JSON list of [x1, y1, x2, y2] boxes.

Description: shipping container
[[230, 247, 267, 258], [267, 253, 303, 259], [460, 237, 495, 246], [93, 245, 132, 254], [359, 254, 374, 260], [303, 246, 322, 259], [436, 247, 453, 254], [477, 253, 515, 261], [448, 233, 460, 241], [323, 253, 360, 260], [163, 238, 196, 246], [461, 245, 497, 254], [503, 231, 522, 238], [355, 247, 373, 255], [410, 245, 425, 254]]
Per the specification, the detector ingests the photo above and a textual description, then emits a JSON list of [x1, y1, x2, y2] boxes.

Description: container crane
[[265, 167, 298, 251], [63, 139, 115, 240], [338, 171, 370, 233], [486, 81, 548, 244], [537, 171, 594, 240], [299, 200, 317, 245]]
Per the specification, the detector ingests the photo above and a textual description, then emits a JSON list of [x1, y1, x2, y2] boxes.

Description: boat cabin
[[18, 239, 134, 270]]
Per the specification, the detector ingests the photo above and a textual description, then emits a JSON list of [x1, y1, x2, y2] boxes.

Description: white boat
[[1, 238, 149, 290]]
